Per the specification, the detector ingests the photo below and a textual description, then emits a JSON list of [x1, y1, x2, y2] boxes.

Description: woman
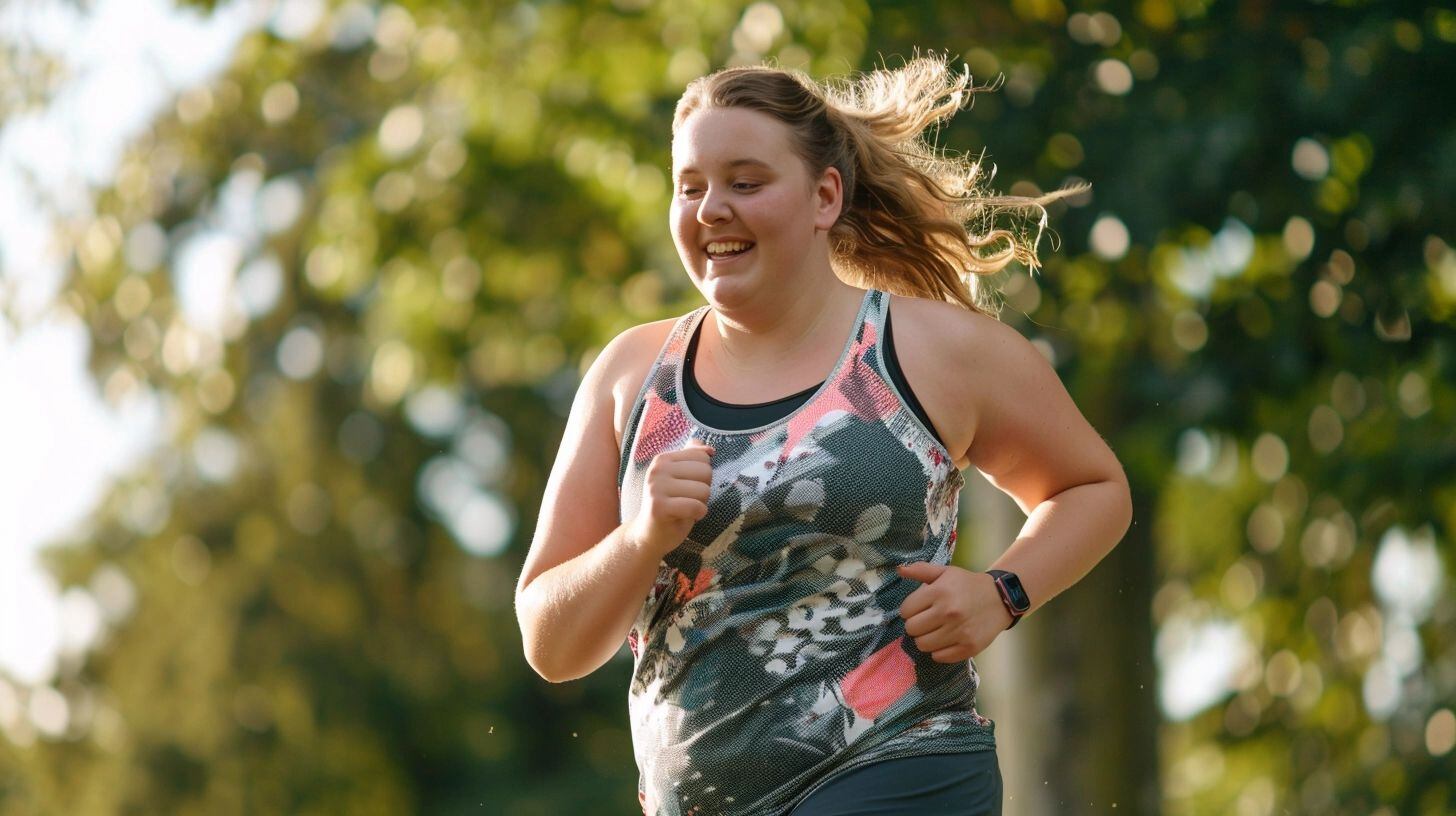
[[516, 54, 1133, 815]]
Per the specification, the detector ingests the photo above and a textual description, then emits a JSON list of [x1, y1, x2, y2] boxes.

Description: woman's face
[[670, 106, 841, 299]]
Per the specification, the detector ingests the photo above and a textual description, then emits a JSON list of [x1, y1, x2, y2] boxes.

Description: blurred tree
[[867, 2, 1455, 814]]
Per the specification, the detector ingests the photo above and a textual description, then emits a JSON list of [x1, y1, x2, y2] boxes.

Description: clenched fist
[[625, 438, 715, 560]]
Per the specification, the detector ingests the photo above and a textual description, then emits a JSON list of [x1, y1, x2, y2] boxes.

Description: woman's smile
[[706, 242, 755, 265]]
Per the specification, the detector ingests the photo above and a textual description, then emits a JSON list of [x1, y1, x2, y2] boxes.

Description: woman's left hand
[[896, 562, 1012, 662]]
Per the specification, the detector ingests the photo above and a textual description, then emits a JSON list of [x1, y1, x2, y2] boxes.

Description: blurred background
[[1, 0, 1452, 813]]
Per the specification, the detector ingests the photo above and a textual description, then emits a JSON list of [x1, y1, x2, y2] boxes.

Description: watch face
[[1001, 574, 1031, 610]]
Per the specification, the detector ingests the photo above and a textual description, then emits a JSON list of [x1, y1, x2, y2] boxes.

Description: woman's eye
[[733, 182, 760, 191], [678, 187, 702, 197]]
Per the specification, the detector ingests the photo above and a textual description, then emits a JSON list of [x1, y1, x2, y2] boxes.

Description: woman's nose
[[696, 187, 732, 226]]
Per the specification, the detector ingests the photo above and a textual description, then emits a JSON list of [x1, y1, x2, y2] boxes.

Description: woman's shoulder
[[888, 290, 1008, 349], [889, 291, 1048, 465], [603, 313, 692, 454]]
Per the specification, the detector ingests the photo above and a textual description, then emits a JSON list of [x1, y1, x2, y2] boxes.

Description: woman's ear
[[812, 166, 844, 232]]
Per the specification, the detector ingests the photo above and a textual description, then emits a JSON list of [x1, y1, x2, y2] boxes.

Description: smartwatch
[[986, 569, 1031, 629]]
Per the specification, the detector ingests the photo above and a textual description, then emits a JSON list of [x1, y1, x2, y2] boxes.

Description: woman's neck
[[698, 277, 864, 377]]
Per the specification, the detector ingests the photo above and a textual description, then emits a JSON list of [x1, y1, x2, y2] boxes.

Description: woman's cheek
[[668, 214, 691, 254]]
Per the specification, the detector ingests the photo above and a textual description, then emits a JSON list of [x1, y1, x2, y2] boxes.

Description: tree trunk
[[965, 474, 1161, 814]]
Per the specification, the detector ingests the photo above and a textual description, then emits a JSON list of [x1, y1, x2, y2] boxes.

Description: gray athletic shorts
[[788, 749, 1002, 816]]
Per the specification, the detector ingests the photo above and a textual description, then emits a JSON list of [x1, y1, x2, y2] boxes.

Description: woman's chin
[[697, 273, 756, 303], [703, 261, 746, 279]]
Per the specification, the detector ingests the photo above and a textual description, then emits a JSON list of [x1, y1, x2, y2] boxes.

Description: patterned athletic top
[[683, 292, 946, 449], [616, 287, 996, 816]]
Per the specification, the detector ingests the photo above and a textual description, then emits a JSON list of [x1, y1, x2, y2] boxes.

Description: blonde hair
[[672, 53, 1089, 316]]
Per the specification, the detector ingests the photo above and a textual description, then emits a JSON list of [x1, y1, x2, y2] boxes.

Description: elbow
[[520, 631, 573, 684], [1086, 465, 1133, 545], [516, 593, 561, 683], [1112, 473, 1134, 540], [523, 638, 613, 684], [526, 650, 592, 684], [524, 651, 567, 684], [516, 597, 588, 684]]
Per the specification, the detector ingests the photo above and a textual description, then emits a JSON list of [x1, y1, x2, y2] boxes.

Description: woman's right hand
[[625, 438, 716, 560]]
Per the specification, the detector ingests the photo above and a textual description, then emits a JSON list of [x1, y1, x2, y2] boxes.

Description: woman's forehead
[[671, 107, 793, 172]]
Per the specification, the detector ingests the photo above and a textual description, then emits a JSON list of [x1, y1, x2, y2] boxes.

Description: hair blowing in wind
[[674, 52, 1089, 316]]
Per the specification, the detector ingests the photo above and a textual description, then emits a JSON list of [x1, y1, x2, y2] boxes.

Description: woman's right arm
[[514, 326, 712, 683]]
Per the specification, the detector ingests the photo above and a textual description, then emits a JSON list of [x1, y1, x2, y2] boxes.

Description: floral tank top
[[616, 287, 996, 816]]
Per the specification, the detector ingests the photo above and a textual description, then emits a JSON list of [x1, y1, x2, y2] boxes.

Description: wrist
[[999, 604, 1016, 630], [620, 521, 665, 561]]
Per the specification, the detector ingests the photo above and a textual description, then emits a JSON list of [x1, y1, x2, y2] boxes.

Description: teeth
[[706, 241, 752, 254]]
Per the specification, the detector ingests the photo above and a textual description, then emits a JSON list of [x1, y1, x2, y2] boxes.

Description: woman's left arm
[[898, 311, 1133, 659], [958, 315, 1134, 620]]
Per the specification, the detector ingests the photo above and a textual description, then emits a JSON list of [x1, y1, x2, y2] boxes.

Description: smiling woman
[[516, 53, 1131, 816]]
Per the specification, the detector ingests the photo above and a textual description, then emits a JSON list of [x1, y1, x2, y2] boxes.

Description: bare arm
[[516, 322, 712, 682], [517, 524, 664, 683], [515, 329, 655, 683], [960, 315, 1134, 619]]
